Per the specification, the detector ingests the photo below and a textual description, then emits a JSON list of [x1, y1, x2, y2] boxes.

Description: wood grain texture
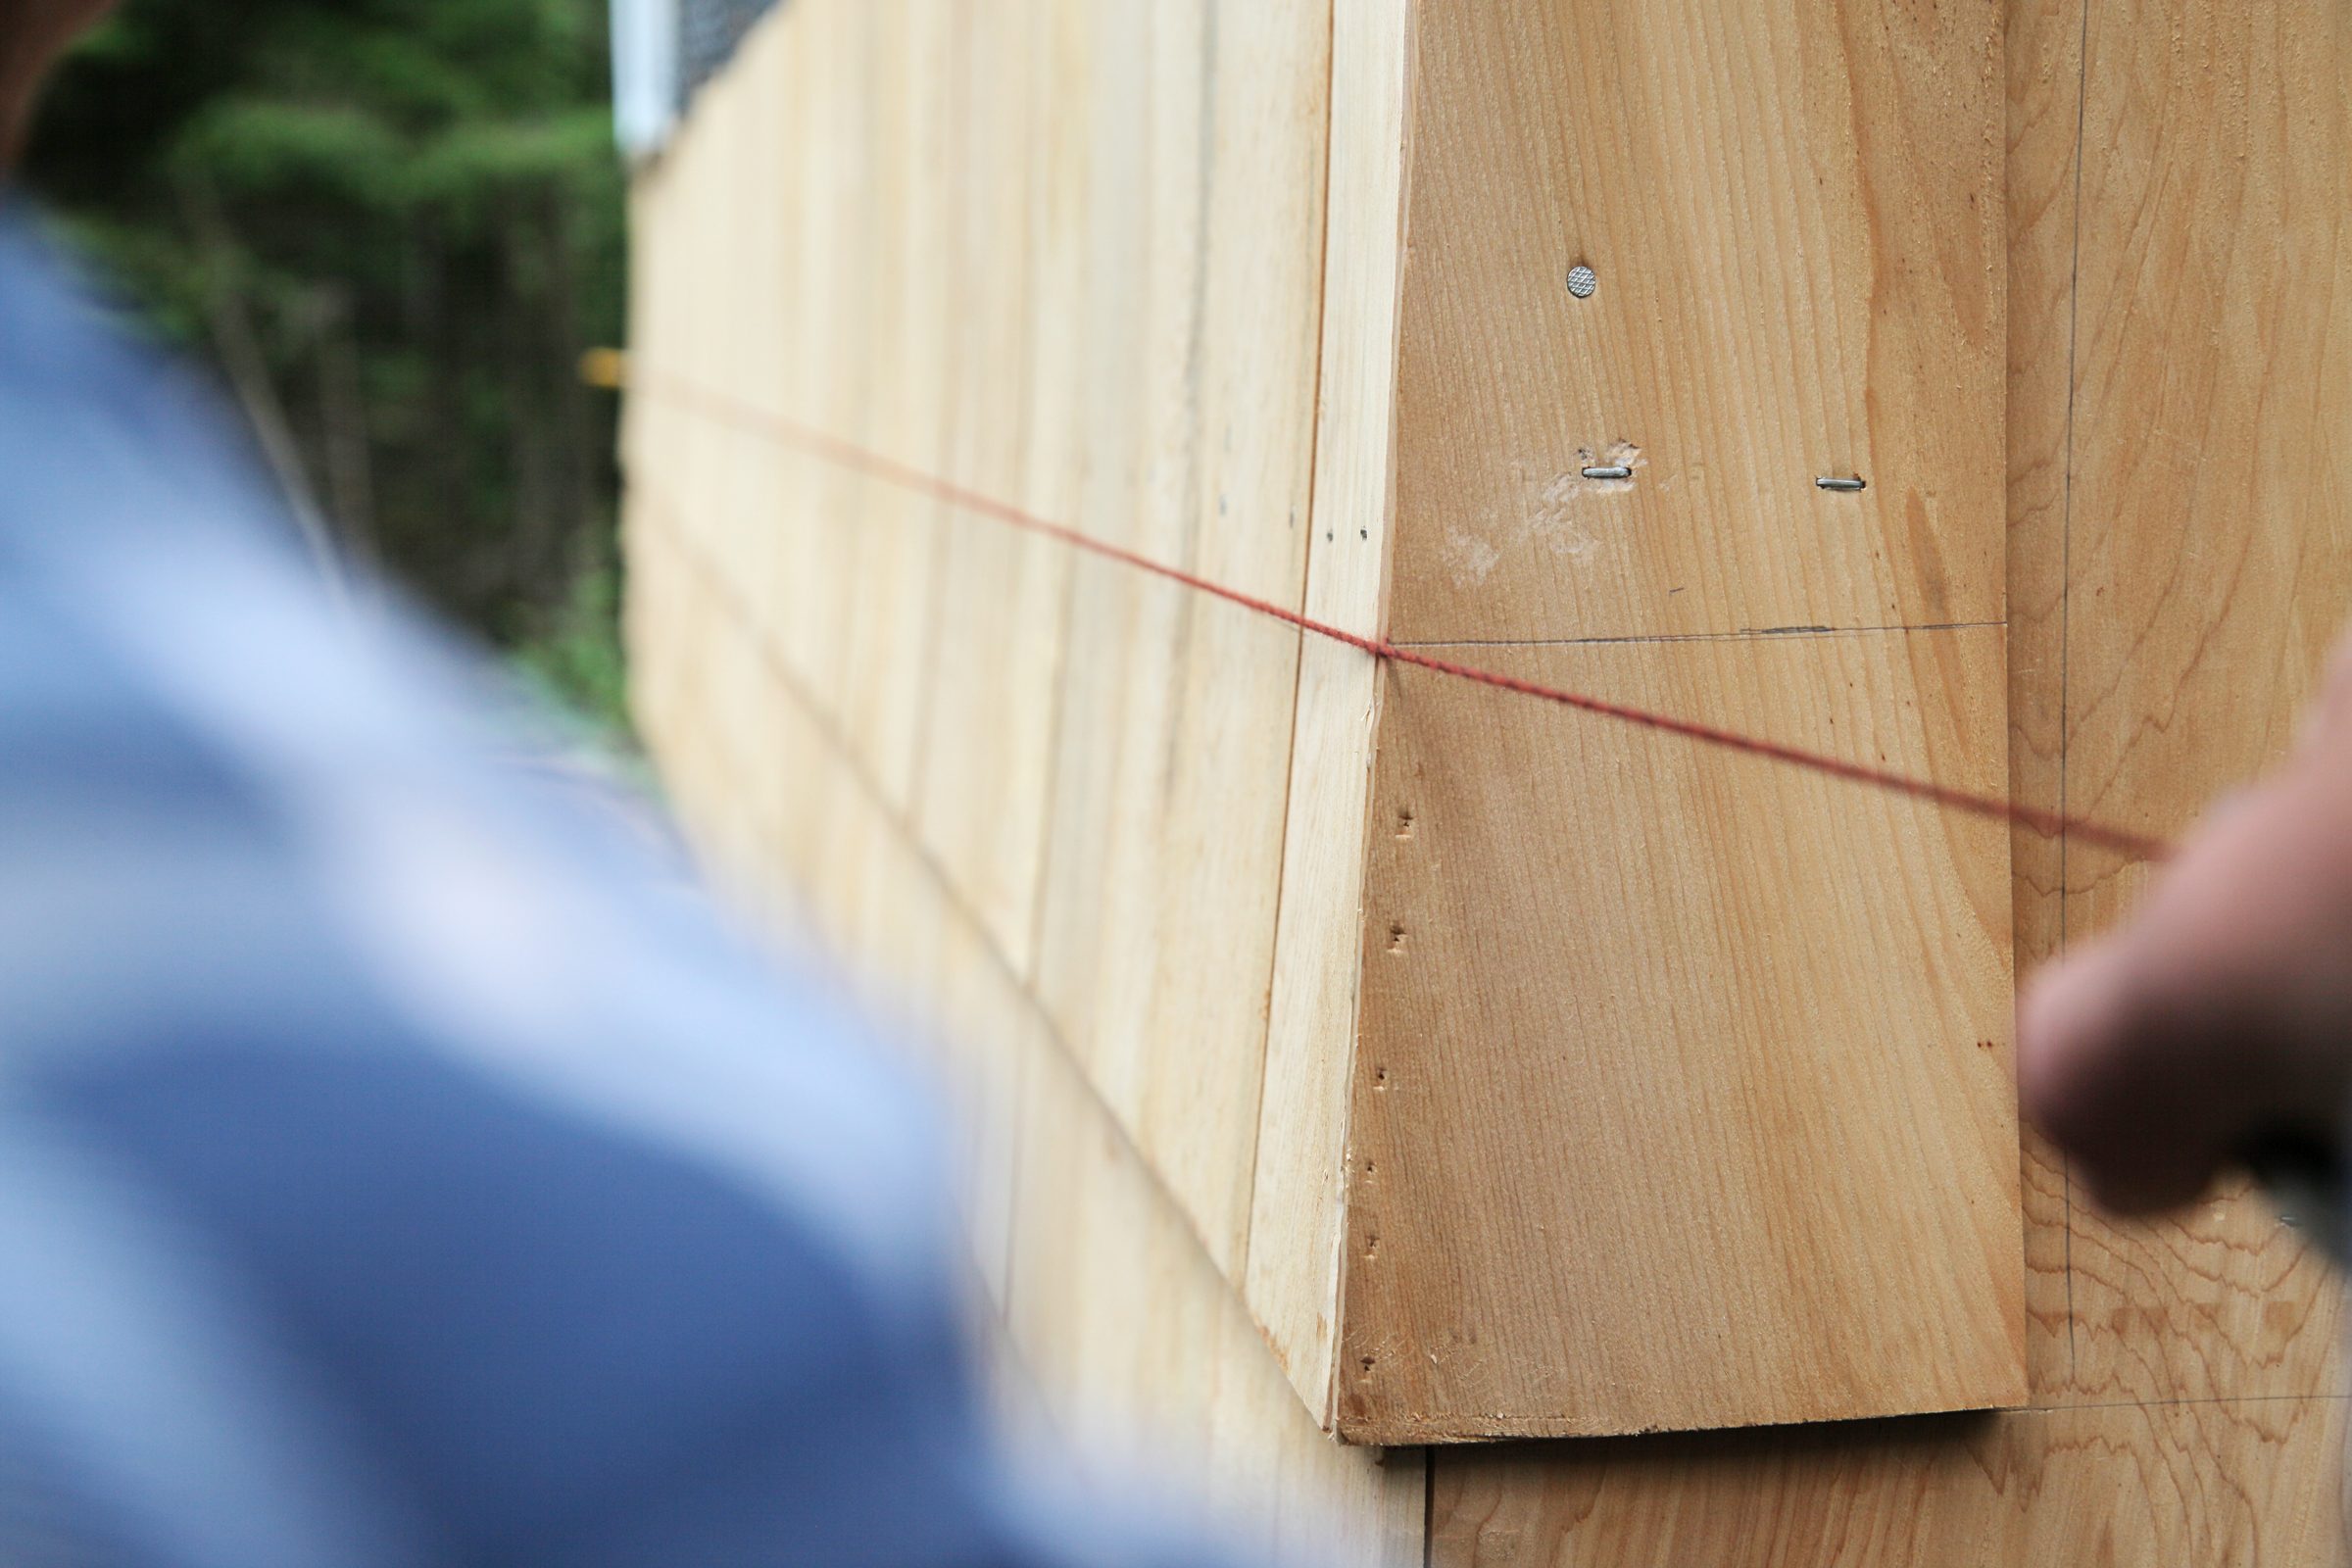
[[624, 0, 1450, 1504], [2041, 0, 2352, 1409], [905, 0, 1071, 978], [628, 508, 1423, 1562], [626, 0, 1346, 1318], [627, 0, 2352, 1552], [2001, 0, 2083, 1401], [1429, 1399, 2349, 1566], [629, 0, 2034, 1450], [1246, 0, 1414, 1422], [1408, 0, 2352, 1556], [1325, 0, 2023, 1443], [1008, 986, 1426, 1568], [1025, 0, 1334, 1279], [1343, 630, 2023, 1442], [1388, 0, 2006, 643], [832, 0, 953, 811]]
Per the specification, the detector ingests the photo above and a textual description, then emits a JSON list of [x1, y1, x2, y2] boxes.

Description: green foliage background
[[24, 0, 630, 729]]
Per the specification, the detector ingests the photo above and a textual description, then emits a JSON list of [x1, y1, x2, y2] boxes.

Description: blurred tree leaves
[[24, 0, 629, 728]]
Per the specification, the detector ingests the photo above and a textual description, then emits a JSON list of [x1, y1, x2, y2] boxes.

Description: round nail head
[[1567, 265, 1598, 299]]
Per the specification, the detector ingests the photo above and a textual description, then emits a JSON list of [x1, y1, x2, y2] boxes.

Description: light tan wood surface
[[1246, 0, 1415, 1421], [1388, 0, 2006, 643], [2003, 0, 2083, 1408], [625, 0, 2352, 1555], [1024, 0, 1333, 1281], [903, 0, 1071, 982], [1008, 961, 1427, 1567], [1335, 0, 2022, 1441], [621, 2, 1426, 1548], [1431, 1399, 2350, 1566], [630, 0, 1353, 1313], [1410, 0, 2352, 1556], [1343, 629, 2022, 1442], [629, 0, 2026, 1448], [2047, 0, 2352, 1412], [633, 505, 1427, 1566]]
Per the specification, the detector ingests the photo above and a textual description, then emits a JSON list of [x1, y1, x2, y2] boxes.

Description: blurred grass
[[511, 560, 632, 739]]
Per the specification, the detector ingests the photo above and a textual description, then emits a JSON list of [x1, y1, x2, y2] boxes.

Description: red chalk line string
[[641, 371, 2174, 865]]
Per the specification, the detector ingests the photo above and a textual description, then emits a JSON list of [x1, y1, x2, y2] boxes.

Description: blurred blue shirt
[[0, 207, 1215, 1568]]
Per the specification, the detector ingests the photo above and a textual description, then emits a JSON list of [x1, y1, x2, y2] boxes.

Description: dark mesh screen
[[679, 0, 784, 97]]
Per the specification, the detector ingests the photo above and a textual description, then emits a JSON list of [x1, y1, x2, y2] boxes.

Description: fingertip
[[2016, 941, 2129, 1139], [2020, 940, 2246, 1218]]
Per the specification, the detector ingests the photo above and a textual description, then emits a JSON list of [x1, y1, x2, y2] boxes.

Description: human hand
[[2018, 641, 2352, 1215]]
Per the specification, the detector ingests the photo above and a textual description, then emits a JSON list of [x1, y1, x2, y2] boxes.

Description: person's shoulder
[[0, 466, 974, 1557]]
